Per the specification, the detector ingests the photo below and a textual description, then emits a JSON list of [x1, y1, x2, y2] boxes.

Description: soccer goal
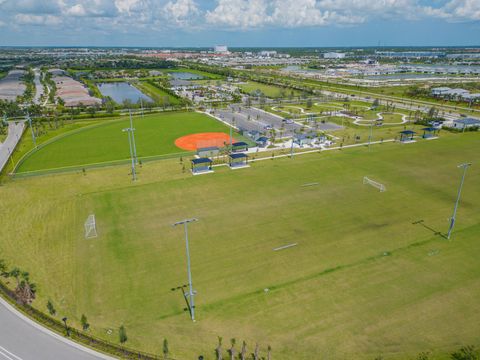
[[363, 176, 386, 192], [84, 214, 97, 239]]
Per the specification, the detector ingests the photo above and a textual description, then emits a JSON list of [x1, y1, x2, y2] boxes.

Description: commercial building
[[323, 52, 346, 59], [214, 45, 229, 53]]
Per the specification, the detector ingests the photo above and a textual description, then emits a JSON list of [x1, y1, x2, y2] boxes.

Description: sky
[[0, 0, 479, 47]]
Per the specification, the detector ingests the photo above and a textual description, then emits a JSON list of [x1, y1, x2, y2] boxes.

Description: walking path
[[0, 121, 25, 173]]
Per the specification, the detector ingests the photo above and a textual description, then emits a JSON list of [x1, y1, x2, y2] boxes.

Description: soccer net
[[84, 214, 97, 239], [363, 176, 386, 192]]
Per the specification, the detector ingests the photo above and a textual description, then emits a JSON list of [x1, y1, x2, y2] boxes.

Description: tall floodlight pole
[[122, 127, 136, 181], [172, 218, 198, 322], [290, 134, 295, 159], [447, 163, 472, 239], [368, 120, 374, 149], [129, 110, 138, 164], [26, 113, 37, 148]]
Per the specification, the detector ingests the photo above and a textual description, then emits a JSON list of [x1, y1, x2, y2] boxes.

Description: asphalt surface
[[0, 121, 24, 173], [0, 298, 111, 360]]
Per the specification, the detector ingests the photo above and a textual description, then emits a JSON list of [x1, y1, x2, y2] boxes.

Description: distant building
[[323, 52, 346, 59], [375, 51, 446, 59], [451, 118, 480, 130], [259, 51, 277, 57], [214, 45, 228, 53], [431, 87, 480, 101]]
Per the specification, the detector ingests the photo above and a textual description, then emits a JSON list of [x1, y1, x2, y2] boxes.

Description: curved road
[[0, 298, 113, 360]]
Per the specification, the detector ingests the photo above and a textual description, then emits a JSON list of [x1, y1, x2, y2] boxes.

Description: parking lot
[[210, 105, 342, 138]]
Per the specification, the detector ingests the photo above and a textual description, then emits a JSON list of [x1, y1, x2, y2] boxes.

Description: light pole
[[172, 218, 198, 322], [129, 110, 138, 164], [26, 113, 37, 148], [122, 127, 136, 181], [447, 162, 472, 239], [368, 120, 374, 149]]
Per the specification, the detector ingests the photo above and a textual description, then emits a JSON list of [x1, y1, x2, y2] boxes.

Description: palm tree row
[[0, 259, 36, 305]]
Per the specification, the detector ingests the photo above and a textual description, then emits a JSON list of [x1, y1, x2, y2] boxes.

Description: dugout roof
[[191, 158, 212, 165]]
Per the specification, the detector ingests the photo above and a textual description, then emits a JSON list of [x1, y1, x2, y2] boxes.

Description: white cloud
[[424, 0, 480, 21], [14, 13, 62, 25], [164, 0, 199, 25], [205, 0, 480, 29], [205, 0, 270, 28]]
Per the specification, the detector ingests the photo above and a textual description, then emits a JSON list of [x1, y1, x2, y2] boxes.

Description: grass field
[[1, 133, 479, 359], [15, 112, 236, 174], [133, 81, 181, 105], [238, 81, 302, 98]]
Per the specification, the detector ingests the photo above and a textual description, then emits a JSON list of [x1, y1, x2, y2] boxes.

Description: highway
[[0, 297, 112, 360]]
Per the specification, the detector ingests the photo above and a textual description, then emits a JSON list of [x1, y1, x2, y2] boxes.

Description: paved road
[[32, 69, 44, 105], [0, 298, 112, 360], [0, 121, 25, 173]]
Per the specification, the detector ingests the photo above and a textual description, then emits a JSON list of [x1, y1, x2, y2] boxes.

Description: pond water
[[97, 82, 152, 104], [169, 72, 203, 80]]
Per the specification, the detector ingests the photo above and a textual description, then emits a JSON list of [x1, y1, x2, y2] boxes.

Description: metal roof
[[453, 118, 480, 125], [191, 157, 212, 165], [400, 130, 416, 135], [229, 153, 248, 159]]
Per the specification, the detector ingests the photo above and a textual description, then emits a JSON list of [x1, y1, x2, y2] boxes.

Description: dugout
[[197, 146, 220, 157], [231, 141, 248, 152], [399, 130, 416, 143], [191, 158, 213, 175], [229, 153, 248, 169], [421, 127, 439, 139]]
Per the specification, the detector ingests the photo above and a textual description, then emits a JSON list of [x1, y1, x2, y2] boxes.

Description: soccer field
[[16, 111, 234, 174], [1, 133, 479, 359]]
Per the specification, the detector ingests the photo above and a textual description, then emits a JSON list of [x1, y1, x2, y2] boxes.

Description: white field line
[[273, 243, 298, 251], [0, 345, 23, 360]]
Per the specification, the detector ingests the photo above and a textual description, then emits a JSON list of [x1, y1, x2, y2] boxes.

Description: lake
[[97, 82, 152, 104], [169, 72, 203, 80]]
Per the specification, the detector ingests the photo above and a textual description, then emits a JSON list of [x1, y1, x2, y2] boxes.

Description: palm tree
[[267, 345, 272, 360], [229, 338, 236, 360], [215, 336, 223, 360], [240, 341, 247, 360], [9, 267, 21, 286], [0, 259, 7, 277], [253, 343, 259, 360]]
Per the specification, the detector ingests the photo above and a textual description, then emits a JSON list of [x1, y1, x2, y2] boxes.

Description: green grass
[[238, 81, 302, 98], [16, 112, 233, 173], [133, 81, 180, 105], [1, 133, 479, 359]]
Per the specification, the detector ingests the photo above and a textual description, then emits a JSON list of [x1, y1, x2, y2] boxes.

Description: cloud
[[14, 13, 61, 25], [164, 0, 199, 25], [424, 0, 480, 21], [205, 0, 480, 29]]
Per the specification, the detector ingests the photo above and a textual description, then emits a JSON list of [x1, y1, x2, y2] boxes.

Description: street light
[[447, 162, 472, 239], [172, 218, 198, 322]]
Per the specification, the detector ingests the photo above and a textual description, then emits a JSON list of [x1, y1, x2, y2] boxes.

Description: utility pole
[[447, 163, 472, 239], [122, 127, 137, 181], [26, 113, 37, 148], [172, 218, 198, 322]]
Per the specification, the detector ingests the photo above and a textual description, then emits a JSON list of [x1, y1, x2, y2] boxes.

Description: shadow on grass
[[412, 219, 447, 239]]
